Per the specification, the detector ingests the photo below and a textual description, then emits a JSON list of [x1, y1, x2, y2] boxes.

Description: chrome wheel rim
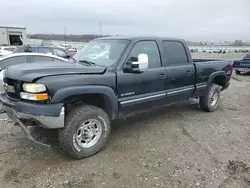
[[210, 90, 219, 106], [76, 119, 102, 148]]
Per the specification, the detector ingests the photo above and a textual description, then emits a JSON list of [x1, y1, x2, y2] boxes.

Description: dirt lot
[[1, 53, 250, 188]]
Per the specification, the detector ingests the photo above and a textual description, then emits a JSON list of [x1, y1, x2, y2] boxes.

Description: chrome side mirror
[[131, 54, 149, 72]]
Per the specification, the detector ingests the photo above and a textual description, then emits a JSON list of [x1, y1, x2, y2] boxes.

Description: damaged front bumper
[[0, 92, 65, 149]]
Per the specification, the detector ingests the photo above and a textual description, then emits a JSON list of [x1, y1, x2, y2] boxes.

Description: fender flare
[[207, 71, 227, 89], [51, 86, 118, 119]]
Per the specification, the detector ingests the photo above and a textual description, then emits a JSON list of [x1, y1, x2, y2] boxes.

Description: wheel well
[[63, 94, 113, 119], [212, 75, 226, 88]]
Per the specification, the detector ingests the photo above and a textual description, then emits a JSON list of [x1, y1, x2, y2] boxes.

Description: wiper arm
[[78, 60, 96, 66]]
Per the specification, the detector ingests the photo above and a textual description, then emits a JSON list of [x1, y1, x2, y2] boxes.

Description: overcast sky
[[0, 0, 250, 41]]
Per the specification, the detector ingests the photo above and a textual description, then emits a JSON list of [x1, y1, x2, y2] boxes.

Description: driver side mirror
[[124, 54, 149, 73]]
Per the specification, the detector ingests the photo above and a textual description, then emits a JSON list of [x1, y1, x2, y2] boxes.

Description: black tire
[[200, 83, 221, 112], [59, 104, 111, 159], [235, 70, 241, 75]]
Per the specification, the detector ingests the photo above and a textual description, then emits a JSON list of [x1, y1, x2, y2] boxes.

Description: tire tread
[[200, 83, 221, 112]]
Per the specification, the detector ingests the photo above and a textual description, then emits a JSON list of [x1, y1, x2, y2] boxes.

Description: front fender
[[51, 86, 118, 119]]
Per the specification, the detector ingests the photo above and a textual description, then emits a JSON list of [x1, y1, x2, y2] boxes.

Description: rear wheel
[[200, 83, 221, 112], [235, 70, 241, 75], [59, 104, 111, 159]]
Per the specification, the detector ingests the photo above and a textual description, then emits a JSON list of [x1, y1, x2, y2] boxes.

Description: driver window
[[128, 41, 161, 68]]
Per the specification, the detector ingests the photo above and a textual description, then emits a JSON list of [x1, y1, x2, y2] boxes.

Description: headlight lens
[[23, 83, 46, 93], [20, 92, 49, 101]]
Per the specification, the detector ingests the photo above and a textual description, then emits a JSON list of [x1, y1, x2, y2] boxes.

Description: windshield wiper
[[78, 60, 96, 66]]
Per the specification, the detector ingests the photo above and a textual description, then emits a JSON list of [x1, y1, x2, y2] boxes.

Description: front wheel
[[200, 83, 221, 112], [235, 70, 241, 75], [59, 104, 111, 159]]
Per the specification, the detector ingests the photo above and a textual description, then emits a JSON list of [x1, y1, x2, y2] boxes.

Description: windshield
[[244, 53, 250, 60], [73, 39, 129, 67]]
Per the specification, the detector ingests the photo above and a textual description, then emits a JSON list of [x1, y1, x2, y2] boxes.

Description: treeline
[[27, 34, 112, 42]]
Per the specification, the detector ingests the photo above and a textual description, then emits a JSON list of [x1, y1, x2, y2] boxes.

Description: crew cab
[[0, 37, 232, 159], [233, 53, 250, 74]]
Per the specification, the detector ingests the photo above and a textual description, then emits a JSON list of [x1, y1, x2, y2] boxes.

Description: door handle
[[186, 71, 191, 76], [158, 73, 166, 79]]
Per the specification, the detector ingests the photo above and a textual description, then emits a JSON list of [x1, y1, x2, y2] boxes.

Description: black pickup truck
[[0, 37, 232, 159]]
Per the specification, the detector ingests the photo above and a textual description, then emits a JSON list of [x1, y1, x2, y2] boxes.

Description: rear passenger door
[[162, 41, 195, 101]]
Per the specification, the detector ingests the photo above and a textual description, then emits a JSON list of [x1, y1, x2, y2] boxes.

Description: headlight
[[23, 83, 46, 93]]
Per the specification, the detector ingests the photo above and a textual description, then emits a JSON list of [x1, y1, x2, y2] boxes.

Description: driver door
[[117, 40, 166, 108]]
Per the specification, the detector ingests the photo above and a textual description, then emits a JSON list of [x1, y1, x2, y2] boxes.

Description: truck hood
[[5, 62, 106, 82]]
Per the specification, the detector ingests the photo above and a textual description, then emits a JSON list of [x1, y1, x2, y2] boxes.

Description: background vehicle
[[0, 37, 232, 159], [67, 49, 77, 56], [0, 53, 69, 92], [0, 46, 16, 56], [89, 51, 109, 60], [13, 45, 72, 59], [233, 53, 250, 74]]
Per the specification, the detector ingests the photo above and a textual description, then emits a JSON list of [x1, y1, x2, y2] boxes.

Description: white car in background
[[89, 51, 109, 60], [0, 53, 69, 92], [0, 46, 16, 56]]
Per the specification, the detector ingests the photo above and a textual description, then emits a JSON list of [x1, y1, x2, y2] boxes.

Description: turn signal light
[[35, 93, 49, 100], [20, 92, 49, 101]]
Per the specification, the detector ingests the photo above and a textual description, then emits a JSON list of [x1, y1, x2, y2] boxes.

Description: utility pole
[[64, 26, 66, 44], [100, 22, 102, 36]]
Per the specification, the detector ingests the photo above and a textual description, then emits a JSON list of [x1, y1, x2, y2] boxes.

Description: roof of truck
[[96, 36, 185, 42]]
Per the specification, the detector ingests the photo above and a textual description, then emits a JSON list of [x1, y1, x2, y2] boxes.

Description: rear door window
[[31, 55, 54, 62], [0, 56, 28, 69], [162, 41, 189, 66]]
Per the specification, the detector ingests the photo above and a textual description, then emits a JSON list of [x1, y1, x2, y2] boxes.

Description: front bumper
[[0, 93, 64, 149], [0, 93, 65, 148], [0, 93, 65, 129], [233, 67, 250, 72]]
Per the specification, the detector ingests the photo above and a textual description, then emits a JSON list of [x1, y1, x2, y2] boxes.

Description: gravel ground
[[0, 53, 250, 188]]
